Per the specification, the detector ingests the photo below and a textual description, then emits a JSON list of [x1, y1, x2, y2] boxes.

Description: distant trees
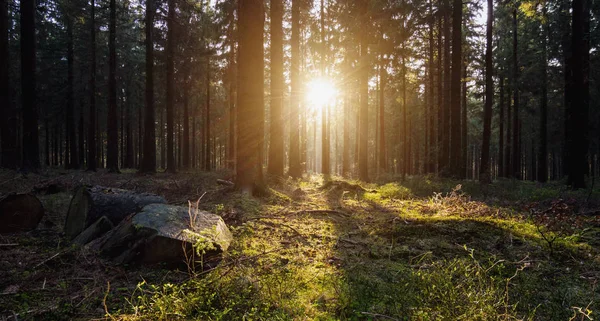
[[0, 0, 597, 190]]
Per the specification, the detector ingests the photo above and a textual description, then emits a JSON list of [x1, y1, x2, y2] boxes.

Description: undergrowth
[[99, 176, 600, 320]]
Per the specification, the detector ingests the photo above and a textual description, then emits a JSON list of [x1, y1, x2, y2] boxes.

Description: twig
[[216, 179, 234, 186], [360, 312, 399, 321], [34, 252, 61, 269], [291, 209, 350, 217], [0, 243, 19, 247]]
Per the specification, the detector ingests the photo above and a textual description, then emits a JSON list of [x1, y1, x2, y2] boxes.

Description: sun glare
[[306, 78, 337, 110]]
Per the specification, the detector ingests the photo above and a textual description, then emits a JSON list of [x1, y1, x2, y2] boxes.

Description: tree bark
[[480, 0, 493, 183], [449, 0, 462, 178], [537, 3, 548, 183], [236, 0, 265, 194], [0, 0, 18, 169], [165, 0, 176, 173], [567, 0, 589, 188], [358, 0, 369, 182], [289, 0, 301, 178], [511, 8, 520, 179], [268, 0, 284, 177], [140, 0, 155, 173], [107, 0, 119, 173], [21, 0, 39, 170], [88, 0, 97, 171]]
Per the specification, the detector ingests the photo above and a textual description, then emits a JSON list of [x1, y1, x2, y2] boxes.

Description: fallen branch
[[360, 312, 399, 321], [291, 209, 350, 217], [217, 179, 234, 186], [34, 252, 62, 269]]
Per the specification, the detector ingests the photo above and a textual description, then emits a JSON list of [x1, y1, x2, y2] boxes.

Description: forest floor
[[1, 169, 600, 320]]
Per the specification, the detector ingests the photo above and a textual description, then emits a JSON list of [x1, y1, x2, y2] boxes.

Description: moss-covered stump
[[64, 185, 166, 240], [96, 203, 233, 266], [0, 194, 44, 234]]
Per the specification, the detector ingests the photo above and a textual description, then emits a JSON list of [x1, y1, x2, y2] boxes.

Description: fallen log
[[96, 203, 233, 266], [73, 216, 114, 245], [64, 185, 166, 240], [0, 194, 44, 234]]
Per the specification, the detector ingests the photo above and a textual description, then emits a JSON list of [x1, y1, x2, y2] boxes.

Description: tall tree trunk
[[378, 61, 387, 173], [182, 80, 190, 169], [21, 0, 39, 170], [236, 0, 264, 194], [268, 0, 284, 176], [140, 0, 155, 173], [227, 6, 236, 171], [561, 0, 572, 178], [205, 59, 211, 171], [537, 3, 548, 183], [449, 0, 462, 177], [440, 0, 451, 175], [0, 0, 18, 168], [288, 0, 301, 178], [511, 8, 520, 179], [480, 0, 493, 183], [427, 6, 435, 174], [498, 75, 505, 177], [342, 87, 350, 176], [79, 107, 85, 166], [320, 0, 330, 176], [402, 54, 407, 179], [461, 60, 467, 179], [66, 16, 78, 169], [358, 0, 369, 182], [567, 0, 589, 188], [107, 0, 119, 173], [436, 14, 443, 174], [165, 0, 176, 173], [88, 0, 97, 171]]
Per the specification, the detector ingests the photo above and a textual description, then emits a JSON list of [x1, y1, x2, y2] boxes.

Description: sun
[[306, 78, 337, 110]]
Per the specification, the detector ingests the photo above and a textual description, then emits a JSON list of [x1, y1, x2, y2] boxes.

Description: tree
[[537, 2, 548, 183], [236, 0, 264, 193], [268, 0, 284, 177], [107, 0, 119, 173], [567, 0, 589, 188], [480, 0, 493, 183], [21, 0, 39, 170], [288, 0, 301, 178], [65, 13, 79, 169], [511, 8, 520, 179], [449, 0, 462, 177], [140, 0, 156, 173], [358, 0, 369, 182], [165, 0, 176, 173], [1, 0, 18, 169], [87, 0, 97, 171]]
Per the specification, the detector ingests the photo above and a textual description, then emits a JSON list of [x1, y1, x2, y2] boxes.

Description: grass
[[116, 175, 599, 321], [1, 170, 599, 320]]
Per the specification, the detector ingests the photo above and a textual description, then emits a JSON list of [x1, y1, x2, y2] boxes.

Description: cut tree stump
[[73, 216, 114, 245], [96, 203, 233, 266], [64, 186, 166, 240], [0, 194, 44, 234]]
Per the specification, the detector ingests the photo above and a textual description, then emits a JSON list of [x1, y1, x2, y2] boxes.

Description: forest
[[0, 0, 600, 319]]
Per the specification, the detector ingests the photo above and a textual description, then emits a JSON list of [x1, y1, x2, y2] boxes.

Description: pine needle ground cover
[[0, 170, 599, 320]]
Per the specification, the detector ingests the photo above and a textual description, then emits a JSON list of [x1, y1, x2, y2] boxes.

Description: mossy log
[[0, 194, 44, 234], [96, 203, 233, 266], [64, 185, 166, 240]]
